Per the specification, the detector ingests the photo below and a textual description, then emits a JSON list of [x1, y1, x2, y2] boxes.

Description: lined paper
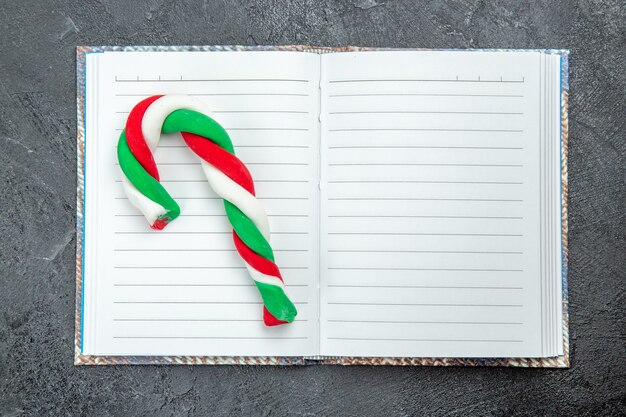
[[84, 51, 320, 356], [319, 51, 543, 357], [83, 49, 564, 360]]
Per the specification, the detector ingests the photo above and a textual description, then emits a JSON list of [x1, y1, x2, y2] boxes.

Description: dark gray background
[[1, 0, 624, 415]]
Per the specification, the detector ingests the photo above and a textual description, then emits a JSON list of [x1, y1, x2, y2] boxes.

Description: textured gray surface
[[0, 0, 624, 415]]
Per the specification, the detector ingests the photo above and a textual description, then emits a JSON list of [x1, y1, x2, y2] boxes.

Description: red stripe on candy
[[182, 132, 255, 196], [125, 95, 163, 180], [232, 232, 282, 279], [233, 232, 286, 326], [263, 308, 288, 326]]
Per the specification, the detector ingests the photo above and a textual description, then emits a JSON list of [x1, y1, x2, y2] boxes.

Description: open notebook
[[75, 46, 569, 366]]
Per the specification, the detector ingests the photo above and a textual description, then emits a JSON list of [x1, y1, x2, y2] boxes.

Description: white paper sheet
[[83, 50, 562, 359], [319, 51, 544, 357], [83, 51, 321, 356]]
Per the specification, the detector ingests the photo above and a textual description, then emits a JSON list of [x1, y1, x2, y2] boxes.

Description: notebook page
[[319, 51, 543, 358], [83, 51, 320, 357]]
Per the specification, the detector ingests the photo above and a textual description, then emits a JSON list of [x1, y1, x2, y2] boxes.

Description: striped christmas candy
[[116, 94, 297, 326]]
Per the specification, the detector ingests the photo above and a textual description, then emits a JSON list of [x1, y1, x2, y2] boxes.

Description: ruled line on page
[[113, 266, 309, 270], [327, 163, 524, 167], [113, 162, 310, 166], [116, 93, 310, 97], [114, 214, 310, 218], [327, 319, 524, 325], [328, 145, 524, 150], [327, 285, 523, 289], [327, 232, 523, 237], [328, 78, 525, 83], [113, 301, 309, 305], [328, 93, 524, 98], [113, 336, 309, 340], [113, 197, 310, 200], [327, 215, 524, 219], [113, 318, 309, 322], [113, 265, 309, 271], [328, 110, 524, 115], [328, 128, 524, 133], [327, 249, 523, 254], [326, 267, 523, 272], [114, 231, 233, 235], [114, 249, 309, 253], [146, 145, 311, 149], [253, 179, 311, 183], [327, 197, 524, 202], [113, 179, 311, 183], [114, 127, 310, 132], [115, 110, 310, 115], [326, 337, 524, 342], [327, 180, 524, 184], [115, 77, 311, 83], [327, 302, 523, 307], [114, 231, 309, 236], [113, 283, 309, 287]]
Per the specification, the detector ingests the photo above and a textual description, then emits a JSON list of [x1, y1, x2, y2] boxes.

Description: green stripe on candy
[[117, 131, 181, 224], [161, 109, 234, 152], [255, 281, 298, 323], [223, 201, 275, 262]]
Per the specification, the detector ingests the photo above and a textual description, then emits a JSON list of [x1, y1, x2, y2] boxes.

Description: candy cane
[[116, 95, 297, 326]]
